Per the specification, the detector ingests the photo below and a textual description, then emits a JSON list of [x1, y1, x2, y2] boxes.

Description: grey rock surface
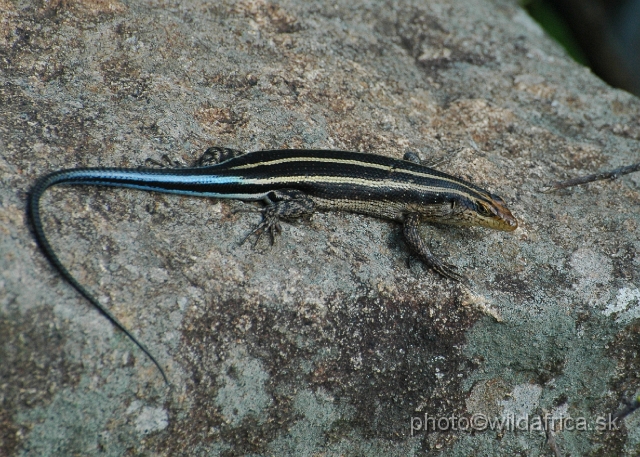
[[1, 0, 639, 455]]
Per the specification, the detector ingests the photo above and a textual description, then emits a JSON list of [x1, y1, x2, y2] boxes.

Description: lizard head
[[463, 193, 518, 231]]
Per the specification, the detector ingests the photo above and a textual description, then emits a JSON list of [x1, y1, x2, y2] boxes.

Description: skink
[[28, 147, 518, 383]]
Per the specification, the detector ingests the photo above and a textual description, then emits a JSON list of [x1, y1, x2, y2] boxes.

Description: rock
[[1, 0, 639, 455]]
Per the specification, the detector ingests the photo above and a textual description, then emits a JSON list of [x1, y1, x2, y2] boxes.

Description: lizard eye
[[476, 203, 492, 217]]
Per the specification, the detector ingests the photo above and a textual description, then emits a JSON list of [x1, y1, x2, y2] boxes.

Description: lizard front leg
[[402, 212, 466, 283]]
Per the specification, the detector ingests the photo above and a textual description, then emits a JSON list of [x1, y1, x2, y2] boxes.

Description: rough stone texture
[[1, 0, 639, 455]]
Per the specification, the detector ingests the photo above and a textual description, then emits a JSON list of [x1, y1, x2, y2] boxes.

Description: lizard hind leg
[[240, 189, 316, 246], [196, 146, 247, 167], [144, 154, 187, 169], [240, 204, 283, 246], [144, 147, 246, 169]]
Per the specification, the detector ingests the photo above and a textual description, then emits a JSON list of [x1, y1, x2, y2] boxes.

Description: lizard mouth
[[489, 199, 518, 231]]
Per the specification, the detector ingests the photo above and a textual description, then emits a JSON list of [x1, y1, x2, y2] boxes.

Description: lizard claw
[[432, 260, 470, 286], [432, 261, 467, 284], [240, 205, 281, 247]]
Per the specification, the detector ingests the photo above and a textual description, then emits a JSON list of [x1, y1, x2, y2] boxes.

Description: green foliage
[[523, 0, 589, 65]]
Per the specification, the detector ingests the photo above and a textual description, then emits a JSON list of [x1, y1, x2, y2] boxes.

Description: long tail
[[27, 170, 170, 385]]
